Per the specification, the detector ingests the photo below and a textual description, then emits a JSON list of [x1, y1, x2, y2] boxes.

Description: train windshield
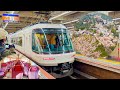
[[32, 28, 74, 54]]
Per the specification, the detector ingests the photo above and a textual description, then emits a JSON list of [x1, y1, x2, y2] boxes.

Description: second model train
[[7, 22, 75, 78]]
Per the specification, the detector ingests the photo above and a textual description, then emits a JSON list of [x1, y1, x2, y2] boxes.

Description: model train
[[7, 22, 75, 78]]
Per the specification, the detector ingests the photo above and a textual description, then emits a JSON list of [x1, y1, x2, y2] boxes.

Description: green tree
[[100, 33, 103, 36], [111, 28, 119, 37], [94, 44, 108, 57], [109, 46, 115, 51]]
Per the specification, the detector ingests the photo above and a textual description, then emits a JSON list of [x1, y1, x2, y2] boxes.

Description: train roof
[[11, 23, 67, 35]]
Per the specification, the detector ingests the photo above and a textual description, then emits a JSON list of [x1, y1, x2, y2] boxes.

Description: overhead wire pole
[[113, 19, 120, 60], [118, 26, 120, 60], [3, 11, 15, 29]]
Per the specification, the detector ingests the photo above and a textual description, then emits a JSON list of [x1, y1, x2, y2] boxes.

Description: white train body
[[7, 23, 75, 78]]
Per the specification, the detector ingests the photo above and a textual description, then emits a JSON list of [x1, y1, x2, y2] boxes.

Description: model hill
[[72, 34, 115, 58], [73, 12, 118, 59]]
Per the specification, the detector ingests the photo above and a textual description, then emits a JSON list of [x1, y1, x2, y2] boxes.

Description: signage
[[43, 57, 55, 60], [2, 13, 20, 22]]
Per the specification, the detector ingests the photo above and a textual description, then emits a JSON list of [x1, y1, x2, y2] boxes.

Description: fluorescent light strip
[[67, 26, 74, 29], [63, 19, 79, 24], [113, 18, 120, 21], [49, 11, 72, 20]]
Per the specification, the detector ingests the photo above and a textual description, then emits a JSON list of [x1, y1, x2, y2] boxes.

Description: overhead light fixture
[[34, 11, 50, 14], [49, 11, 72, 20], [63, 19, 79, 24], [113, 18, 120, 21]]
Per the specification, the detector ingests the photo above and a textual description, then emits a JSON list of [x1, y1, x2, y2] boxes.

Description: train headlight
[[43, 57, 55, 60]]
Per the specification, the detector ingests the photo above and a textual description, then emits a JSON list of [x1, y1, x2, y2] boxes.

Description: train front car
[[32, 24, 75, 78]]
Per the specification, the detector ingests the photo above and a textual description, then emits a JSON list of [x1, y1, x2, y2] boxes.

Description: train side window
[[19, 37, 22, 46], [13, 38, 16, 44], [11, 38, 13, 44], [13, 38, 15, 44], [15, 37, 22, 46], [32, 34, 40, 54], [12, 38, 15, 44]]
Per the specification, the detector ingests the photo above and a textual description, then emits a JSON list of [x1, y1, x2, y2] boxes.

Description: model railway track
[[63, 69, 97, 79], [69, 75, 77, 79], [73, 69, 97, 79]]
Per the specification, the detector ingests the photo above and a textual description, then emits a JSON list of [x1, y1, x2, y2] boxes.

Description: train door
[[23, 34, 26, 53], [25, 33, 32, 57], [25, 34, 28, 54]]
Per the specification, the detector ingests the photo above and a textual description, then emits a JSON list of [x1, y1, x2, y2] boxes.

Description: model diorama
[[1, 11, 120, 79], [72, 12, 120, 61], [7, 23, 75, 78]]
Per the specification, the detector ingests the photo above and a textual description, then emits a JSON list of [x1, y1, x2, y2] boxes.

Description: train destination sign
[[33, 28, 68, 34], [2, 13, 20, 23]]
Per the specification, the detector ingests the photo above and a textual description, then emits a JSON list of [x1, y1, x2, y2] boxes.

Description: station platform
[[0, 50, 55, 79], [74, 54, 120, 79]]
